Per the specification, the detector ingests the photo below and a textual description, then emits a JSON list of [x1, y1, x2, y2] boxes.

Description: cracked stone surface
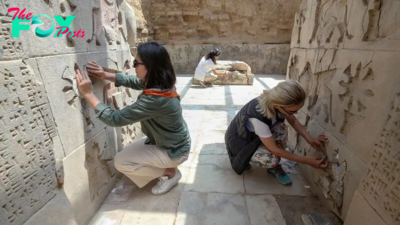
[[88, 75, 339, 225]]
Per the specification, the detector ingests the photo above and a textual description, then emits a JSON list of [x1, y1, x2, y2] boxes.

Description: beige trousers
[[114, 137, 188, 188], [204, 72, 218, 82]]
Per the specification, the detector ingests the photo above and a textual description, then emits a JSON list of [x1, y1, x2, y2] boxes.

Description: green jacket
[[94, 73, 191, 159]]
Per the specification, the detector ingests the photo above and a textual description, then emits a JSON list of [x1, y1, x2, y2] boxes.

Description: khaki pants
[[204, 72, 218, 82], [114, 137, 188, 188]]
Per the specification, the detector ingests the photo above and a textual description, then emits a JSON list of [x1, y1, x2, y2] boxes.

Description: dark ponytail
[[205, 48, 221, 64]]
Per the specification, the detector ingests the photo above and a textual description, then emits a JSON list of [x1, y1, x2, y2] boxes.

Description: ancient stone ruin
[[0, 0, 399, 225], [286, 1, 400, 225], [0, 0, 141, 224]]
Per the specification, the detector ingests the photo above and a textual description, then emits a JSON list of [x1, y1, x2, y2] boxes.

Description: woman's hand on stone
[[75, 64, 94, 98], [309, 134, 328, 151], [86, 61, 106, 79], [306, 156, 328, 169]]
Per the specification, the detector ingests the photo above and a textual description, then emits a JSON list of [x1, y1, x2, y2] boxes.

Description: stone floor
[[89, 75, 340, 225]]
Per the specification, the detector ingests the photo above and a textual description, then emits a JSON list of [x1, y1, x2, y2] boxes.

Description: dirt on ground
[[274, 195, 343, 225]]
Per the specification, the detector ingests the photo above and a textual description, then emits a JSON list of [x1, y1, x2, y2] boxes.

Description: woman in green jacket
[[75, 42, 190, 195]]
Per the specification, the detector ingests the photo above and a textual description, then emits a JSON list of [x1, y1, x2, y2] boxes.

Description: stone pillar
[[287, 0, 400, 224]]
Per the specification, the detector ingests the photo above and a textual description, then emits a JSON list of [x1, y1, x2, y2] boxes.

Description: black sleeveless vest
[[224, 97, 285, 174]]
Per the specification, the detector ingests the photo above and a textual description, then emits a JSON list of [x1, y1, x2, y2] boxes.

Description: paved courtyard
[[89, 75, 338, 225]]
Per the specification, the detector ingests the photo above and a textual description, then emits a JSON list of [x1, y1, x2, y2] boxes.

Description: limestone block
[[119, 1, 137, 48], [35, 51, 128, 156], [344, 0, 400, 51], [0, 17, 25, 60], [5, 0, 90, 57], [310, 119, 367, 219], [24, 190, 78, 225], [191, 60, 254, 85], [289, 49, 400, 164], [358, 87, 400, 225], [134, 0, 300, 44], [0, 60, 58, 225], [291, 0, 346, 49], [344, 191, 387, 225], [63, 129, 117, 225], [286, 109, 309, 153], [2, 0, 132, 57]]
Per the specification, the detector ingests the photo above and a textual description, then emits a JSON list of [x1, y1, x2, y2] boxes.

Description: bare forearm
[[84, 93, 101, 109], [211, 69, 226, 76], [104, 72, 116, 83], [272, 147, 309, 164]]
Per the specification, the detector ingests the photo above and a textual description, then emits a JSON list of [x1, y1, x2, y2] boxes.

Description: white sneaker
[[151, 169, 182, 195]]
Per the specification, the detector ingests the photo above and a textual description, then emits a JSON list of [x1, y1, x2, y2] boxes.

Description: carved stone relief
[[0, 60, 57, 225], [360, 92, 400, 225]]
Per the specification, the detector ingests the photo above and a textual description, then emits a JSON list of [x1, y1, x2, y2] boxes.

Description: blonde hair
[[257, 80, 306, 119]]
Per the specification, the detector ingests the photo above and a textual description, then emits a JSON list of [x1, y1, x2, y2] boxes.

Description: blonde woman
[[225, 80, 328, 185]]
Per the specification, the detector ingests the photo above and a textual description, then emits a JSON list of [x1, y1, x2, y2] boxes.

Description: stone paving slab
[[175, 192, 250, 225], [89, 75, 340, 225], [244, 166, 313, 196]]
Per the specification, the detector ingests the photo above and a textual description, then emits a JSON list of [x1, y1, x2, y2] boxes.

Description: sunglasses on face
[[280, 106, 298, 115], [133, 60, 144, 68]]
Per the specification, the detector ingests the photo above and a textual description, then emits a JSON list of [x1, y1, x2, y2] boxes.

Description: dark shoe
[[267, 165, 292, 185], [205, 82, 213, 87], [199, 81, 208, 88]]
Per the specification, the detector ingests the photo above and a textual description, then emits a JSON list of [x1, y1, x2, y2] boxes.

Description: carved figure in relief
[[225, 80, 329, 186], [74, 42, 190, 196]]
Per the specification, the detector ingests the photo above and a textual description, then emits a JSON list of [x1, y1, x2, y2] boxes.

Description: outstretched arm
[[86, 61, 145, 90], [211, 69, 228, 77], [286, 114, 329, 151], [260, 136, 327, 169]]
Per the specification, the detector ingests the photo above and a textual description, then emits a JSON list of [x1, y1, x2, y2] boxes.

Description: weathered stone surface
[[244, 166, 313, 196], [1, 0, 131, 58], [1, 1, 140, 224], [35, 51, 132, 156], [0, 59, 58, 225], [344, 190, 387, 225], [63, 129, 117, 225], [359, 88, 400, 225], [165, 44, 291, 74], [184, 155, 244, 194], [289, 0, 400, 223], [127, 0, 301, 45], [24, 190, 78, 225], [192, 60, 254, 85], [175, 192, 250, 225], [245, 195, 286, 225]]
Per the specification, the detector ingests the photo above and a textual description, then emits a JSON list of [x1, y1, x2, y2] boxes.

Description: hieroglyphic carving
[[361, 92, 400, 225], [0, 61, 57, 225], [304, 61, 376, 136]]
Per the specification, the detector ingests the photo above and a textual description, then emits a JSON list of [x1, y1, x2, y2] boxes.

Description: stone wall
[[287, 0, 400, 224], [127, 0, 301, 45], [126, 0, 301, 75], [0, 0, 141, 225], [165, 44, 290, 74]]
